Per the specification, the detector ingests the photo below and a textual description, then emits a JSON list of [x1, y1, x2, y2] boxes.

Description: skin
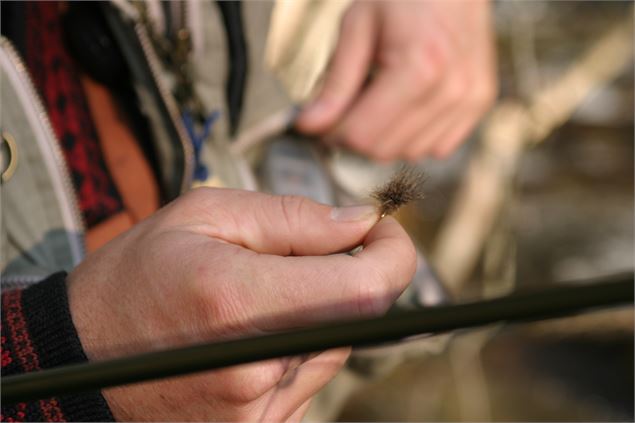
[[63, 3, 493, 419], [296, 0, 497, 162], [68, 188, 416, 421]]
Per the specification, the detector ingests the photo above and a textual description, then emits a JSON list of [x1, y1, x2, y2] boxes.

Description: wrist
[[2, 273, 115, 421]]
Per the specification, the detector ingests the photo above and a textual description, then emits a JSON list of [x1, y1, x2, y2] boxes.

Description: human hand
[[296, 0, 497, 161], [68, 188, 416, 421]]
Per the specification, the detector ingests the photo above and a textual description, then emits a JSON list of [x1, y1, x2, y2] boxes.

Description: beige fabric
[[239, 2, 294, 135], [179, 1, 293, 190], [190, 0, 231, 142], [266, 0, 353, 102], [1, 38, 84, 284]]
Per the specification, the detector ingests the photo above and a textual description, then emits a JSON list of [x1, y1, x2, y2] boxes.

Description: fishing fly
[[371, 166, 426, 217]]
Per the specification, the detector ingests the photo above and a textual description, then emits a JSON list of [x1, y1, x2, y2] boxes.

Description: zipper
[[0, 37, 85, 264], [133, 21, 194, 194]]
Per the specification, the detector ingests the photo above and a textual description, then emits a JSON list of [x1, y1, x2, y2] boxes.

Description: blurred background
[[0, 1, 631, 420], [309, 1, 634, 421]]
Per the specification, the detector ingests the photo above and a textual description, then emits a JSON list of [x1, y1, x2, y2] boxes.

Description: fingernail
[[331, 205, 378, 222]]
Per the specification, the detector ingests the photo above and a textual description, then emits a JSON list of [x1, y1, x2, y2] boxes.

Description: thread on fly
[[371, 166, 426, 217]]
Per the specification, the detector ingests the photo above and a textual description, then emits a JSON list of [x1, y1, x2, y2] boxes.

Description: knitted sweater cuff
[[2, 272, 115, 422]]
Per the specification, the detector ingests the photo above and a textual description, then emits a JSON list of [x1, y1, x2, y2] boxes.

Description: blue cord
[[182, 110, 221, 181]]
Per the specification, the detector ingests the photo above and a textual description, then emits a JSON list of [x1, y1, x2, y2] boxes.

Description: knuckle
[[278, 195, 308, 233], [216, 365, 278, 404], [180, 186, 216, 208], [408, 54, 439, 88], [413, 41, 451, 86], [191, 262, 251, 336], [191, 266, 227, 323], [355, 264, 393, 317], [380, 46, 439, 89], [162, 187, 227, 226]]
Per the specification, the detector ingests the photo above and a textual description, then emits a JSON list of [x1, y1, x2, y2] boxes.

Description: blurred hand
[[296, 0, 497, 161], [68, 188, 416, 421]]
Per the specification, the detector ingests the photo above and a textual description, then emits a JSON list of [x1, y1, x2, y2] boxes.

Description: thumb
[[179, 188, 379, 256], [295, 3, 377, 134]]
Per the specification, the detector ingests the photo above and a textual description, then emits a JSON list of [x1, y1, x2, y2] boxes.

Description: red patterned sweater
[[1, 274, 114, 422]]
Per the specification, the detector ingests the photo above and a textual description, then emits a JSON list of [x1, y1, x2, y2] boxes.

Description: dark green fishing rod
[[2, 273, 633, 404]]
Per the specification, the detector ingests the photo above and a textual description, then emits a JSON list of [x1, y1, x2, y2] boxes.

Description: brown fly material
[[371, 167, 426, 217]]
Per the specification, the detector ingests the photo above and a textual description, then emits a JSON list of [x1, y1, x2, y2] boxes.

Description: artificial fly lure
[[371, 166, 427, 217]]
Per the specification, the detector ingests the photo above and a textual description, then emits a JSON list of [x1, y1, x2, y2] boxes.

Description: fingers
[[293, 0, 497, 162], [407, 100, 480, 160], [173, 188, 379, 256], [256, 348, 350, 422], [352, 215, 418, 315], [285, 398, 313, 423], [280, 348, 350, 421], [432, 112, 481, 158], [328, 57, 437, 156], [295, 4, 377, 133], [338, 52, 494, 162], [370, 82, 451, 161], [400, 63, 496, 160], [247, 216, 416, 329], [212, 348, 349, 419]]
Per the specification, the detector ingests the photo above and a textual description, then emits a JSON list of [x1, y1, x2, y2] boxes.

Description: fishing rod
[[2, 272, 633, 404]]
